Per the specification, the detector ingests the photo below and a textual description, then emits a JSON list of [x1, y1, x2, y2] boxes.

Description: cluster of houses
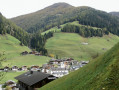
[[2, 80, 18, 90], [0, 58, 89, 75], [1, 58, 89, 90], [21, 51, 41, 56], [0, 65, 41, 72], [41, 58, 89, 78]]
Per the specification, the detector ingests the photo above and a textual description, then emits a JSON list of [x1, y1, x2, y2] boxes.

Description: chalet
[[5, 80, 17, 89], [12, 66, 19, 71], [42, 64, 54, 73], [18, 68, 23, 71], [32, 51, 38, 54], [60, 62, 66, 68], [71, 60, 79, 65], [49, 60, 58, 64], [21, 51, 28, 55], [31, 65, 40, 71], [22, 66, 28, 71], [49, 59, 66, 64], [49, 59, 59, 64], [29, 52, 32, 54], [4, 66, 10, 72], [70, 64, 82, 71], [0, 68, 4, 71], [80, 61, 89, 66], [15, 71, 56, 90], [66, 58, 74, 61], [35, 52, 41, 56], [48, 68, 69, 78]]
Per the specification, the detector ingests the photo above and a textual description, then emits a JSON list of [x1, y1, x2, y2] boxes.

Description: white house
[[48, 68, 69, 78], [12, 66, 19, 71], [22, 66, 28, 71], [30, 65, 40, 71], [4, 66, 10, 72]]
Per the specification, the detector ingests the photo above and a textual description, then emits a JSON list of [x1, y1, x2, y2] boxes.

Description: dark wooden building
[[15, 71, 56, 90]]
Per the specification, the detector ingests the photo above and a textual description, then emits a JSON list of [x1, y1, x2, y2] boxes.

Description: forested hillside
[[0, 13, 29, 46], [11, 3, 74, 33], [11, 3, 119, 37], [61, 22, 108, 37], [41, 40, 119, 90], [0, 13, 54, 55]]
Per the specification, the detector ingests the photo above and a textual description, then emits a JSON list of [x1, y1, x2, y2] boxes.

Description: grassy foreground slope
[[45, 32, 119, 60], [41, 41, 119, 90]]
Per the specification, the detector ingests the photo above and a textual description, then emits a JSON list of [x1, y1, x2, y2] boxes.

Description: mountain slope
[[0, 34, 30, 64], [40, 41, 119, 90], [0, 34, 51, 67], [45, 32, 119, 61], [0, 34, 51, 84], [0, 13, 29, 46], [11, 3, 74, 33], [11, 3, 119, 36]]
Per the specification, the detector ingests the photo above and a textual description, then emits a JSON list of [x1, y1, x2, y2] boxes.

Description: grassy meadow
[[0, 34, 51, 83], [3, 55, 50, 67], [0, 34, 30, 59], [0, 34, 51, 68], [0, 72, 25, 84], [45, 32, 119, 61]]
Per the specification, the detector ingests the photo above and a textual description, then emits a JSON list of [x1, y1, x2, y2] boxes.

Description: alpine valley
[[0, 2, 119, 90]]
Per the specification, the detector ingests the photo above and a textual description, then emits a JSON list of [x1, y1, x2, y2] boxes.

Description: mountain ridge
[[11, 3, 119, 37]]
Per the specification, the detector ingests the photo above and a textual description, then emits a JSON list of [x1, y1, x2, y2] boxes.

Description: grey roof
[[15, 71, 53, 86], [50, 68, 67, 71], [80, 61, 89, 64], [52, 72, 68, 74], [70, 65, 82, 69]]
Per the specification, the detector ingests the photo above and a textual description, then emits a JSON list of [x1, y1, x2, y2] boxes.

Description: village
[[0, 51, 89, 90]]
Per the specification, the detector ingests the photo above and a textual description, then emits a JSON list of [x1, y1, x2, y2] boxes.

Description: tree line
[[30, 32, 53, 55], [61, 24, 109, 37], [0, 13, 29, 46]]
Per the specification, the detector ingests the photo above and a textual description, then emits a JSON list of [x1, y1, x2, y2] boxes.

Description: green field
[[41, 40, 119, 90], [0, 34, 51, 67], [68, 21, 101, 29], [0, 35, 50, 83], [0, 72, 25, 84], [0, 34, 30, 60], [0, 34, 51, 84], [3, 55, 50, 67], [45, 32, 119, 61]]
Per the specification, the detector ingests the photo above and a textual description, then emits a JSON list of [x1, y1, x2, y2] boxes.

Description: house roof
[[52, 72, 68, 74], [50, 68, 68, 71], [15, 71, 53, 86]]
